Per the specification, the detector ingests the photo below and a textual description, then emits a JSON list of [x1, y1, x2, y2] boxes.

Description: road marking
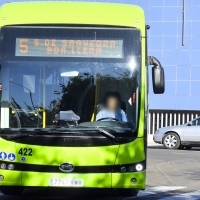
[[126, 186, 185, 199], [156, 165, 175, 184], [0, 192, 3, 196], [159, 190, 200, 200]]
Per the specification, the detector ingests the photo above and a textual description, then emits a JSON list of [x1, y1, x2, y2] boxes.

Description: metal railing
[[148, 109, 200, 135]]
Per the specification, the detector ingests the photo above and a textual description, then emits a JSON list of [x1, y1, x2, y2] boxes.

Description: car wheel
[[178, 145, 183, 149], [163, 132, 180, 149], [0, 186, 24, 195], [117, 189, 139, 196]]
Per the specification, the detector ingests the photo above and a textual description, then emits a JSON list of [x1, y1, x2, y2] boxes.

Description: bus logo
[[59, 163, 74, 172]]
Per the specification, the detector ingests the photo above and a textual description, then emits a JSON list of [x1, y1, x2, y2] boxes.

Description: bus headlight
[[135, 164, 143, 171], [120, 166, 126, 173], [113, 161, 145, 173], [128, 166, 135, 172], [0, 163, 6, 169], [8, 164, 14, 170]]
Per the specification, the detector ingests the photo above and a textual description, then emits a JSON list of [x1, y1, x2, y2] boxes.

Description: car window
[[192, 118, 200, 126]]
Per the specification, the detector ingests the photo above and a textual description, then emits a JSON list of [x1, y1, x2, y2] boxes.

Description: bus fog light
[[128, 166, 134, 172], [8, 164, 14, 170], [0, 163, 6, 169], [0, 175, 4, 181], [120, 166, 126, 173], [135, 164, 143, 171], [131, 178, 137, 184]]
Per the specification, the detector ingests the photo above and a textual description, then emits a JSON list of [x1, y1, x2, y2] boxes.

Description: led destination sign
[[15, 38, 124, 58]]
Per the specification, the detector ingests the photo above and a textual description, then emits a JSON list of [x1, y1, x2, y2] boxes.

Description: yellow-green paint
[[0, 171, 21, 186], [21, 171, 145, 188], [0, 170, 145, 188], [112, 171, 146, 189], [22, 172, 112, 187], [138, 36, 146, 138], [0, 2, 147, 189], [15, 143, 119, 166], [115, 138, 145, 164], [0, 2, 145, 36]]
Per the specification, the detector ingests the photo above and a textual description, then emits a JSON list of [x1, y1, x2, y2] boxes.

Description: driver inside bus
[[96, 92, 127, 122]]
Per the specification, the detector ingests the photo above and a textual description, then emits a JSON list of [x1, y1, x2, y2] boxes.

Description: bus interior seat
[[120, 101, 126, 113]]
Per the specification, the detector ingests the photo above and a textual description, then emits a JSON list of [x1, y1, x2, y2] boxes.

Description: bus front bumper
[[0, 170, 146, 189]]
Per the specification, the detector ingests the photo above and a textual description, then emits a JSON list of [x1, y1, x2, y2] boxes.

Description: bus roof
[[0, 2, 145, 35]]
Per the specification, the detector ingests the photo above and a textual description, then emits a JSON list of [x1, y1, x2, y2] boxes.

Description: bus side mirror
[[148, 56, 165, 94]]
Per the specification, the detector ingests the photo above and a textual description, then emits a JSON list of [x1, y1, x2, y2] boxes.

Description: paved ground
[[1, 146, 200, 199]]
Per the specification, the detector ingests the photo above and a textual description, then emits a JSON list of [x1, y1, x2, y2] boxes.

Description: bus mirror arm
[[148, 56, 165, 94]]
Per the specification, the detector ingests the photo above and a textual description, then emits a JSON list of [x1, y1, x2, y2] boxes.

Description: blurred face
[[107, 96, 119, 111]]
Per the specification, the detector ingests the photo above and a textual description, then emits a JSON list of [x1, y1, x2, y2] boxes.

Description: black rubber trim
[[0, 160, 146, 173], [0, 135, 135, 147]]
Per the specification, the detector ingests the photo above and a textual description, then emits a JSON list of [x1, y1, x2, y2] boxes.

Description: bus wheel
[[0, 186, 24, 195], [117, 189, 139, 196]]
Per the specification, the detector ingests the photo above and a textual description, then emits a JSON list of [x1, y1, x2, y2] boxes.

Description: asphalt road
[[1, 146, 200, 200]]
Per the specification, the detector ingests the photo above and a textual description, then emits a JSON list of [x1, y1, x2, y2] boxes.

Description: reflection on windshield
[[0, 61, 140, 129]]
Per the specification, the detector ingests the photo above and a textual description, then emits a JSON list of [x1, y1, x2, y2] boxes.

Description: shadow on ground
[[1, 188, 120, 200]]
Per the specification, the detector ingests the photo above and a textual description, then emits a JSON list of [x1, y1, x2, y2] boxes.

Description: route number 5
[[19, 39, 28, 54]]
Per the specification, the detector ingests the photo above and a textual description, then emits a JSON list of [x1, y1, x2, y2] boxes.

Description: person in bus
[[96, 92, 127, 122]]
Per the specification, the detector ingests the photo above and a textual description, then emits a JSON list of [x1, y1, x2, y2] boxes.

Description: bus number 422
[[18, 148, 32, 156]]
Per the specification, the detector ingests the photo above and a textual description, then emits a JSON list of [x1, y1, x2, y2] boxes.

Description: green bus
[[0, 2, 164, 197]]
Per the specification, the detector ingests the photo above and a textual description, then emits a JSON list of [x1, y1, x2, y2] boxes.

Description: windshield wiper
[[76, 126, 134, 133], [47, 126, 119, 143], [94, 126, 118, 143], [0, 126, 134, 143]]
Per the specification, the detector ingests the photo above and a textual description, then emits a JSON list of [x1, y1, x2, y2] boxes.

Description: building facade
[[4, 0, 200, 112], [148, 109, 200, 134], [135, 0, 200, 135]]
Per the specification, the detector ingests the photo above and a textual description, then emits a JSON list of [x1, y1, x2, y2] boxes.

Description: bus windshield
[[0, 26, 141, 130]]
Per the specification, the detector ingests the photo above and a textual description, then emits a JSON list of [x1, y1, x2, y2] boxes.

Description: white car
[[153, 116, 200, 149]]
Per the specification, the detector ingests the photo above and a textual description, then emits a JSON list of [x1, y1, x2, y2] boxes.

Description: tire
[[0, 186, 24, 195], [178, 145, 183, 149], [163, 132, 180, 149], [117, 189, 139, 196]]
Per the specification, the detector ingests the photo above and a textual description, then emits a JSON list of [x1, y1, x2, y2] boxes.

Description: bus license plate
[[49, 178, 83, 187]]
